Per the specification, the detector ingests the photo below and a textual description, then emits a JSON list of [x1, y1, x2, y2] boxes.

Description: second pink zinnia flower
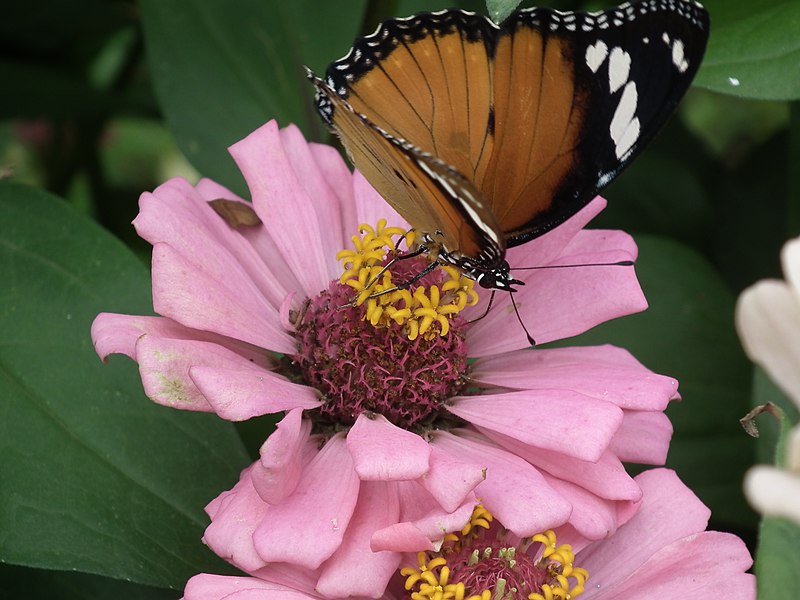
[[92, 120, 677, 597]]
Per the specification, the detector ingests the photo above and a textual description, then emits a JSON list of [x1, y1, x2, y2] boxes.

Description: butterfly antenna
[[510, 292, 536, 347], [513, 259, 634, 271]]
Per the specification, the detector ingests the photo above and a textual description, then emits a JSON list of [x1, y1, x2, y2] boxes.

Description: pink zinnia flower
[[182, 469, 754, 600], [92, 120, 677, 597]]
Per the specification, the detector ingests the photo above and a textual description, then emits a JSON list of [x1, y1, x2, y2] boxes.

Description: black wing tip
[[323, 9, 499, 88], [304, 66, 337, 127]]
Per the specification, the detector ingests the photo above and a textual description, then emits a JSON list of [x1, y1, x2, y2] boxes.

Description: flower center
[[291, 221, 475, 430], [401, 506, 589, 600]]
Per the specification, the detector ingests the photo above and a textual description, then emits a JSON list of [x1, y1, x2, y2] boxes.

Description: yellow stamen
[[527, 530, 588, 600], [404, 505, 589, 600], [337, 220, 479, 339], [461, 504, 494, 537]]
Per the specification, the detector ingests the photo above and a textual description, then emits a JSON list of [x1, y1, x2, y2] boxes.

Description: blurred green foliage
[[1, 0, 798, 597]]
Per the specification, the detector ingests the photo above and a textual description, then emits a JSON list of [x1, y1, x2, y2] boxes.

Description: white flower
[[736, 237, 800, 523]]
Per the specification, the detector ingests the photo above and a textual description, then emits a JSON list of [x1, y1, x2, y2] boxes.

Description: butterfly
[[307, 0, 709, 291]]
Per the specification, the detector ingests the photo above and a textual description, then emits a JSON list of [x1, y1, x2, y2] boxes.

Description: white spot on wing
[[585, 40, 609, 73], [608, 47, 631, 94], [610, 81, 639, 159], [616, 116, 640, 160], [671, 39, 689, 72]]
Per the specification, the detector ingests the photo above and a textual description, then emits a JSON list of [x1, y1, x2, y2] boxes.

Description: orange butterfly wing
[[311, 71, 503, 262]]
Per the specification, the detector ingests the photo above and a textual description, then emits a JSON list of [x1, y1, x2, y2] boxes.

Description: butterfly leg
[[366, 258, 440, 299]]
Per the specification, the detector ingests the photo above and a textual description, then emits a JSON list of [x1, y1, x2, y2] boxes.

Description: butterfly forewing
[[311, 74, 504, 261], [313, 0, 709, 275], [335, 11, 498, 185], [480, 25, 586, 240]]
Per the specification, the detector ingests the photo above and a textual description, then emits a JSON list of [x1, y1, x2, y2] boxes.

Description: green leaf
[[0, 182, 250, 589], [789, 103, 800, 238], [681, 90, 789, 162], [485, 0, 522, 23], [0, 564, 179, 600], [696, 0, 800, 100], [558, 235, 756, 528], [139, 0, 365, 193], [598, 150, 713, 245], [756, 517, 800, 599]]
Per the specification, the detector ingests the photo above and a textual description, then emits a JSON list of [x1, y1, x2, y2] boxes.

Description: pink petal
[[543, 475, 620, 541], [249, 563, 326, 597], [253, 434, 360, 570], [586, 532, 754, 600], [202, 466, 269, 573], [471, 345, 678, 410], [402, 494, 478, 544], [150, 242, 295, 354], [229, 121, 334, 296], [134, 335, 275, 412], [310, 142, 358, 239], [577, 469, 711, 583], [448, 391, 623, 462], [371, 487, 477, 552], [316, 481, 402, 598], [195, 177, 245, 202], [136, 177, 296, 312], [136, 335, 219, 412], [346, 413, 431, 480], [370, 522, 436, 553], [420, 445, 486, 513], [279, 125, 348, 260], [190, 365, 321, 420], [615, 494, 642, 530], [92, 315, 289, 415], [395, 480, 444, 521], [184, 574, 317, 600], [511, 196, 610, 266], [352, 170, 409, 233], [92, 313, 156, 361], [91, 313, 269, 364], [194, 177, 307, 297], [480, 427, 642, 501], [608, 410, 672, 465], [467, 229, 645, 356], [251, 409, 315, 504], [433, 431, 572, 536]]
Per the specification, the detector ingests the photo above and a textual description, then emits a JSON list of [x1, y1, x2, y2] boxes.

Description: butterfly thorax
[[419, 232, 523, 292]]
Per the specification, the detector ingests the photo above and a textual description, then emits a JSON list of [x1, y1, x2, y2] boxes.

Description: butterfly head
[[473, 262, 524, 292], [444, 253, 523, 292]]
